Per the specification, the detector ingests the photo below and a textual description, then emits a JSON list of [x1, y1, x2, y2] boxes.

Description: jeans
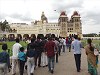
[[58, 46, 61, 55], [66, 44, 69, 49], [55, 53, 58, 63], [68, 44, 71, 52], [63, 45, 65, 52], [19, 60, 25, 75], [48, 56, 55, 71], [35, 52, 41, 67]]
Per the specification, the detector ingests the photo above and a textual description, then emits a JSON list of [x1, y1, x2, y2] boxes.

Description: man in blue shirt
[[71, 35, 82, 72]]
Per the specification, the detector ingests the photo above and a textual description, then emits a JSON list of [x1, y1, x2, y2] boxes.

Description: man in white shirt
[[62, 38, 66, 52], [12, 38, 22, 75]]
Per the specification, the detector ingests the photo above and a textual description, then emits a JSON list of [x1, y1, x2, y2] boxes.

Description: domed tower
[[41, 12, 48, 23], [71, 11, 82, 37], [58, 11, 68, 37]]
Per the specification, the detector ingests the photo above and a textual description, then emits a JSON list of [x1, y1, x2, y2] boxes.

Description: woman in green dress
[[85, 39, 98, 75]]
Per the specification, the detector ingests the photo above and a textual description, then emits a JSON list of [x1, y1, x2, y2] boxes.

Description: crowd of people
[[0, 35, 99, 75]]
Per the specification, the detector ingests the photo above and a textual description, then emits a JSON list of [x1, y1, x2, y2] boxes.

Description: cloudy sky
[[0, 0, 100, 34]]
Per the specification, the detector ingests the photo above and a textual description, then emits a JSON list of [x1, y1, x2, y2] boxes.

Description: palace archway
[[31, 34, 36, 39], [8, 34, 15, 41], [17, 34, 22, 40]]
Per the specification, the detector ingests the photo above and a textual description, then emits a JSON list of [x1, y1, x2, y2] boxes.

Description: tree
[[0, 21, 2, 32], [0, 20, 11, 32], [83, 33, 98, 37], [99, 32, 100, 37]]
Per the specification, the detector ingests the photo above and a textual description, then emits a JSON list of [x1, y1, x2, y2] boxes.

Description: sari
[[85, 45, 98, 75]]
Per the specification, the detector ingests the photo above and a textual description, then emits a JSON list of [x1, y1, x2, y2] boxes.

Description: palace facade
[[1, 11, 82, 40]]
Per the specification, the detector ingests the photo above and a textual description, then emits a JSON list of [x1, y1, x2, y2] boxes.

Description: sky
[[0, 0, 100, 34]]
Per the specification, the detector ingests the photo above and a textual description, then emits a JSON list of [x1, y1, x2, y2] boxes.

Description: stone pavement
[[8, 49, 100, 75]]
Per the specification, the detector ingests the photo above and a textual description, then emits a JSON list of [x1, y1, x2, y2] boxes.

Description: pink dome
[[73, 11, 80, 16], [60, 11, 67, 16]]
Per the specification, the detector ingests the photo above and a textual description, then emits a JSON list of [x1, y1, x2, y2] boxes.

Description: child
[[18, 47, 26, 75], [0, 44, 11, 75]]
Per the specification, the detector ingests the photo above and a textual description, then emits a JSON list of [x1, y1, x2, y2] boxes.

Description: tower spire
[[41, 12, 48, 23]]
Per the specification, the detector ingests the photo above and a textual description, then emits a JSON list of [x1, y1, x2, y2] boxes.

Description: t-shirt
[[71, 39, 82, 54], [12, 43, 22, 59], [0, 51, 10, 68], [18, 52, 26, 61], [45, 40, 56, 57]]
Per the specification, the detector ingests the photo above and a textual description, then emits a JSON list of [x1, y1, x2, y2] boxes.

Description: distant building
[[0, 11, 82, 39], [59, 11, 82, 37]]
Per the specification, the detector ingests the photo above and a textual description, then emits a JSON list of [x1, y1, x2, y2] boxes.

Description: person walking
[[62, 38, 66, 52], [0, 44, 11, 75], [40, 37, 48, 67], [68, 37, 72, 52], [34, 37, 42, 68], [18, 47, 26, 75], [66, 37, 69, 49], [26, 38, 36, 75], [45, 37, 57, 74], [71, 35, 82, 72], [58, 37, 62, 55], [12, 38, 22, 75], [53, 37, 59, 63], [84, 39, 98, 75]]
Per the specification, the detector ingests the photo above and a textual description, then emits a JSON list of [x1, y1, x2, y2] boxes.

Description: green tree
[[99, 32, 100, 37], [0, 20, 11, 32], [0, 21, 2, 32]]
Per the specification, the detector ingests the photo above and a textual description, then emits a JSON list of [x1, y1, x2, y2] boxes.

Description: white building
[[1, 11, 82, 40]]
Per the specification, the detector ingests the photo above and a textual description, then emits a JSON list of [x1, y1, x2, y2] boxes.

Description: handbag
[[94, 49, 99, 56]]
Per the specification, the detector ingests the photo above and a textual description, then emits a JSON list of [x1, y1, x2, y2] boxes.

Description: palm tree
[[0, 21, 2, 32], [0, 20, 11, 32], [5, 24, 11, 32]]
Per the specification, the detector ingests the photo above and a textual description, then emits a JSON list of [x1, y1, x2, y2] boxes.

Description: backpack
[[27, 43, 36, 57], [40, 40, 47, 52]]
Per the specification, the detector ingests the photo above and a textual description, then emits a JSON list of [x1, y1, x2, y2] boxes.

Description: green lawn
[[0, 39, 100, 56], [81, 39, 100, 49], [0, 41, 28, 55]]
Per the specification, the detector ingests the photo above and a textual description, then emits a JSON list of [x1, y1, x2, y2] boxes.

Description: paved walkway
[[8, 49, 100, 75]]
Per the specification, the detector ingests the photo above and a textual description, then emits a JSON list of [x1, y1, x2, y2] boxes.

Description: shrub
[[0, 42, 5, 45]]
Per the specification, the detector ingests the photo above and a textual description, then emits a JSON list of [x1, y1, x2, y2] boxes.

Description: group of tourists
[[0, 35, 99, 75]]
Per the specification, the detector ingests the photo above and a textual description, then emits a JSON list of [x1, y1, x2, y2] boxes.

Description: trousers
[[0, 63, 7, 75], [27, 57, 35, 75]]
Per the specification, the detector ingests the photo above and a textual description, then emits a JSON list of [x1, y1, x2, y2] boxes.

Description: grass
[[0, 39, 100, 55], [0, 41, 28, 55], [81, 39, 100, 49]]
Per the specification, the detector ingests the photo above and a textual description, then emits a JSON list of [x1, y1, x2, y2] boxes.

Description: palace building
[[1, 11, 82, 40]]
